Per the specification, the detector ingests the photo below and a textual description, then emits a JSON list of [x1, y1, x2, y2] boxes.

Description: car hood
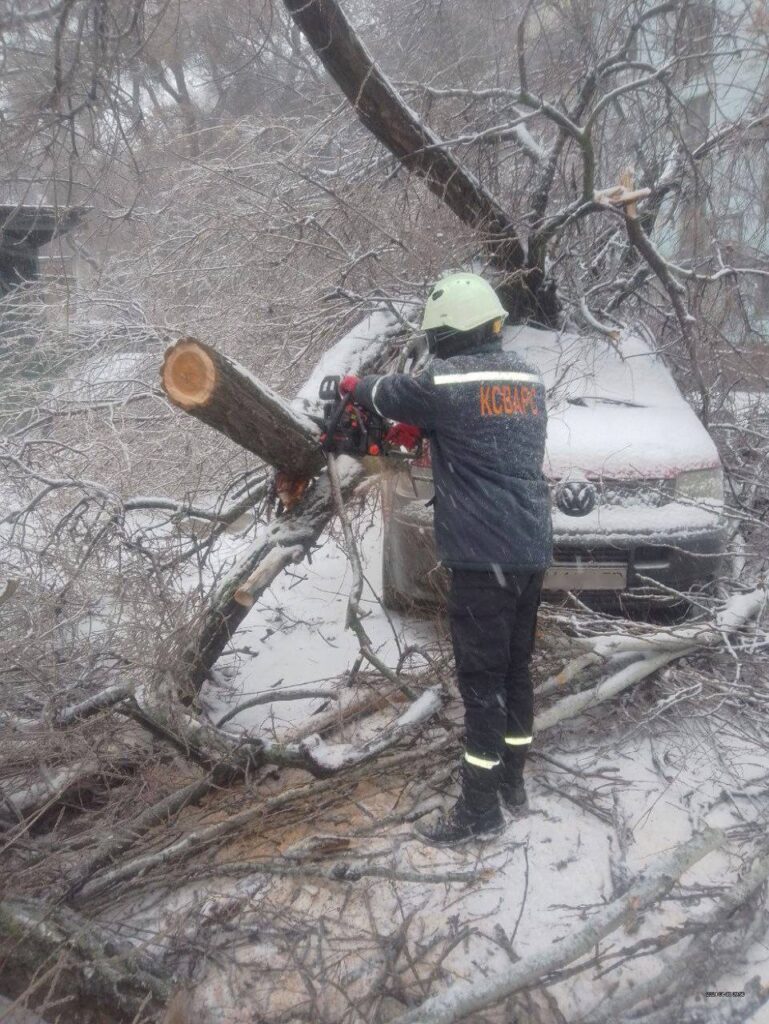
[[502, 325, 720, 479]]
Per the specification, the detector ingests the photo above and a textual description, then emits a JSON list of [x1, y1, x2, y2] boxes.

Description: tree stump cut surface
[[161, 337, 325, 478]]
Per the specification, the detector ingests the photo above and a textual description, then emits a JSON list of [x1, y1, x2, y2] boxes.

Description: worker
[[339, 273, 552, 846]]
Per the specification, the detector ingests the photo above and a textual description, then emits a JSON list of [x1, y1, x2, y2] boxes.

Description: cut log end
[[162, 338, 217, 409]]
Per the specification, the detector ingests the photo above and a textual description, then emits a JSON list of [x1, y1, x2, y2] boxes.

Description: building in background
[[0, 204, 85, 296]]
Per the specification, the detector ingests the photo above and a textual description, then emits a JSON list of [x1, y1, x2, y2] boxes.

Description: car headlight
[[674, 468, 723, 504]]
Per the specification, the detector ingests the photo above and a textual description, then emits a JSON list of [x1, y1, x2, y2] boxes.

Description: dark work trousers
[[448, 569, 544, 764]]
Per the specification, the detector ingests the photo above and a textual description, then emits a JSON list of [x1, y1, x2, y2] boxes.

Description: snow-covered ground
[[202, 513, 440, 737], [170, 512, 769, 1023]]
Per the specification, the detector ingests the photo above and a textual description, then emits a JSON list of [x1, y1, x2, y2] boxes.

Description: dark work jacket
[[356, 341, 553, 572]]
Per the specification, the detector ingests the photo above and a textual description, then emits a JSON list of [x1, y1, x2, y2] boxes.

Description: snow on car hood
[[502, 325, 720, 479]]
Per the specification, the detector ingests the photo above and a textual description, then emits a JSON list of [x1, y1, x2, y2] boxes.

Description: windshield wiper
[[566, 395, 643, 408]]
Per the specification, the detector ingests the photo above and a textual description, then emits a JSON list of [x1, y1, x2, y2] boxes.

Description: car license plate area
[[544, 565, 628, 591]]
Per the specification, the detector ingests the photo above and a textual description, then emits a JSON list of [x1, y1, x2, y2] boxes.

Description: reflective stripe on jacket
[[356, 342, 553, 572]]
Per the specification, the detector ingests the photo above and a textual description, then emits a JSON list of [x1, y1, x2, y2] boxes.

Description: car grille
[[553, 546, 628, 565], [595, 478, 674, 507]]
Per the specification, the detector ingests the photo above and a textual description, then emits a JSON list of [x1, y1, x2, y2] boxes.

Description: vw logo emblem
[[556, 478, 596, 517]]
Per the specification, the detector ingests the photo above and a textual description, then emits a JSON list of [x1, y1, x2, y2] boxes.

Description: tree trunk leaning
[[161, 337, 325, 478], [280, 0, 550, 320]]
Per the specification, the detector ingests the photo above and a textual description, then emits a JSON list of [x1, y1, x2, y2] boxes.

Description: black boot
[[416, 760, 504, 847], [499, 745, 528, 811]]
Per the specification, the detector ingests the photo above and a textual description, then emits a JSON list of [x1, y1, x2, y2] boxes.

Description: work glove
[[338, 374, 360, 398], [384, 422, 422, 450]]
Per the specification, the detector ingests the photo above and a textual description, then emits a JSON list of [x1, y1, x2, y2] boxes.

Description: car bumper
[[384, 499, 726, 603], [549, 503, 725, 597]]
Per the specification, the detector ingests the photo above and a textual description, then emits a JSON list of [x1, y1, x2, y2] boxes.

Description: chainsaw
[[317, 375, 422, 459], [273, 375, 422, 513]]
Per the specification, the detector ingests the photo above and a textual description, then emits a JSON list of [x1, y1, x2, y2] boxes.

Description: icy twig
[[54, 681, 135, 726], [282, 680, 409, 743], [327, 453, 417, 700], [300, 687, 444, 773], [215, 685, 338, 728], [193, 858, 477, 886], [536, 776, 614, 826]]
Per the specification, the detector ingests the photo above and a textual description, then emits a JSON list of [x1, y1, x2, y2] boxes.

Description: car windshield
[[502, 325, 683, 410]]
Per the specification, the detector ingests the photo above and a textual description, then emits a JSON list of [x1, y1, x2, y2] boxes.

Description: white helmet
[[421, 272, 508, 333]]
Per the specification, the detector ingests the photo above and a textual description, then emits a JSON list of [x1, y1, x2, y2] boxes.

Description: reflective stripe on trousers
[[464, 751, 500, 770]]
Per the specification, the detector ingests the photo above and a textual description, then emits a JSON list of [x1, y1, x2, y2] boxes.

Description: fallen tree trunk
[[165, 320, 397, 695], [161, 337, 323, 478], [538, 589, 767, 715], [572, 588, 767, 662], [281, 0, 525, 254], [393, 828, 726, 1024], [534, 646, 698, 734]]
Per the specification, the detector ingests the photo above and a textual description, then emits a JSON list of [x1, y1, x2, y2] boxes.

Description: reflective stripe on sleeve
[[433, 371, 540, 386], [370, 377, 386, 417], [504, 736, 533, 747], [464, 751, 501, 769]]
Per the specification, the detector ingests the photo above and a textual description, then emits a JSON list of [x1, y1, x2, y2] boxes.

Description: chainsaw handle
[[319, 375, 342, 403], [321, 394, 355, 453]]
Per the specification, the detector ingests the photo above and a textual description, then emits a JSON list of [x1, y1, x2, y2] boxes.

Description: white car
[[382, 325, 725, 608]]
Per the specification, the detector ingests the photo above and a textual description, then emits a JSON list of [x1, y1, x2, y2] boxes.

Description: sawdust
[[215, 764, 422, 864]]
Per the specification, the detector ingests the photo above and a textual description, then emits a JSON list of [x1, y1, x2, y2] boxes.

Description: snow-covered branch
[[538, 590, 767, 724]]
